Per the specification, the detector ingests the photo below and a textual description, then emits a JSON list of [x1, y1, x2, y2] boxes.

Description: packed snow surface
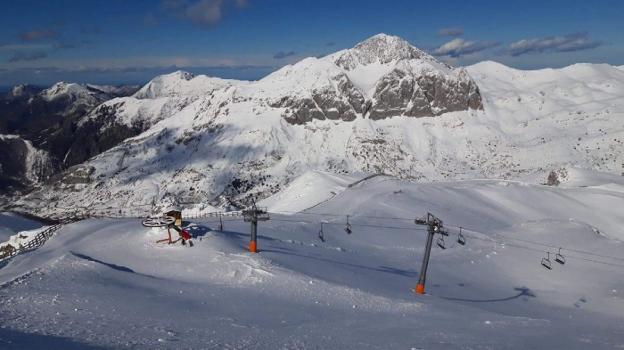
[[1, 175, 623, 349]]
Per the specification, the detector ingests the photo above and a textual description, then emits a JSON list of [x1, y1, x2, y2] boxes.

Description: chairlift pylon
[[318, 222, 325, 242], [457, 227, 466, 246], [541, 252, 552, 270], [345, 215, 352, 234], [555, 247, 566, 265]]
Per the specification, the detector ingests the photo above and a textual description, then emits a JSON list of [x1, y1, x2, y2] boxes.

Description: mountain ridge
[[4, 34, 623, 217]]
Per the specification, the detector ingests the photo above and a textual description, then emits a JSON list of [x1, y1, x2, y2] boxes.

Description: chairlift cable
[[445, 224, 624, 263]]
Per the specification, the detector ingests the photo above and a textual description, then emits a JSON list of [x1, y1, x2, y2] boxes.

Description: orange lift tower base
[[414, 213, 447, 295], [242, 202, 270, 253]]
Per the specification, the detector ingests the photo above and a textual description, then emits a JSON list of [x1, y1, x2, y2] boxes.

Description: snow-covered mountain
[[0, 82, 139, 195], [39, 82, 137, 113], [11, 34, 624, 217], [4, 84, 42, 99]]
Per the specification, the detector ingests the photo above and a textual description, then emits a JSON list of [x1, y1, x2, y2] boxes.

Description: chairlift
[[541, 252, 552, 270], [457, 227, 466, 246], [345, 215, 352, 234], [437, 236, 446, 249], [318, 222, 325, 242], [555, 247, 565, 265]]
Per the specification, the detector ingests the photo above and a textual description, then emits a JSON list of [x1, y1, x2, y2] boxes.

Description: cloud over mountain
[[434, 38, 500, 57]]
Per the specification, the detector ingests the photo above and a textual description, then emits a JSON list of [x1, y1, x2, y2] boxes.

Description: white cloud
[[162, 0, 248, 27], [434, 38, 500, 57], [437, 27, 463, 37], [507, 32, 602, 56]]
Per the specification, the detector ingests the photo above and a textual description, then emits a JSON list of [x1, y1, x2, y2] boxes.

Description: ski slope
[[1, 173, 623, 349]]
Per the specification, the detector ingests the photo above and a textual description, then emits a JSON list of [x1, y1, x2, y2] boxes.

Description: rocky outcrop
[[272, 73, 366, 124], [0, 135, 56, 193], [369, 67, 483, 120]]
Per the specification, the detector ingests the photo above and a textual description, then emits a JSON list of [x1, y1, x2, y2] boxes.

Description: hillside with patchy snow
[[11, 34, 624, 218]]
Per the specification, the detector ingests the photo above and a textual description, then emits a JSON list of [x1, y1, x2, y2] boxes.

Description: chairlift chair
[[457, 227, 466, 246], [541, 252, 552, 270], [345, 215, 352, 234], [555, 247, 566, 265], [318, 222, 325, 242], [437, 236, 446, 249]]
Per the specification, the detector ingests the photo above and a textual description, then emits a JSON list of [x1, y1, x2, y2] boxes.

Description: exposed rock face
[[271, 72, 365, 124], [0, 135, 56, 193], [369, 67, 482, 120], [0, 136, 32, 192]]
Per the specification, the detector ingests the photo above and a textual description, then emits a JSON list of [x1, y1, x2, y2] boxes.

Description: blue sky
[[1, 0, 623, 86]]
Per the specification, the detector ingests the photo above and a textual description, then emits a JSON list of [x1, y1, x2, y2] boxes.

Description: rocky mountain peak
[[333, 33, 434, 70]]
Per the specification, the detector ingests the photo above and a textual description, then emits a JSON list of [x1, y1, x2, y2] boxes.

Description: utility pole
[[219, 212, 223, 231], [414, 213, 447, 294], [242, 202, 269, 253]]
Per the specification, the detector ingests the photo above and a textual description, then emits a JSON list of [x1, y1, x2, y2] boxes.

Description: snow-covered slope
[[76, 71, 245, 142], [1, 177, 623, 349], [15, 34, 624, 217]]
